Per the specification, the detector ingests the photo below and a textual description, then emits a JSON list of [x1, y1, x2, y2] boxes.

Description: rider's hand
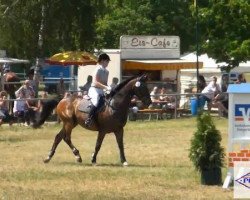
[[105, 86, 112, 95], [105, 86, 112, 91]]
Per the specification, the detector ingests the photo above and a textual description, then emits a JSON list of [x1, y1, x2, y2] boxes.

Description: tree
[[198, 0, 250, 71], [95, 3, 154, 49], [0, 0, 97, 59], [95, 0, 194, 52]]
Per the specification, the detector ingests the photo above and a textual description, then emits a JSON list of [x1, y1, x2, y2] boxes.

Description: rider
[[85, 53, 111, 126]]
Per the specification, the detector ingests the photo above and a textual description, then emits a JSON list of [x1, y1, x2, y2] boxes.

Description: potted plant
[[189, 111, 225, 185]]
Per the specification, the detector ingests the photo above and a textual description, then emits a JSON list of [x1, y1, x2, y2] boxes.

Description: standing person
[[85, 53, 111, 126], [3, 63, 10, 75], [27, 69, 38, 95], [110, 77, 119, 89], [25, 92, 39, 126], [15, 80, 35, 99], [79, 75, 92, 95], [197, 75, 207, 93], [56, 78, 66, 99]]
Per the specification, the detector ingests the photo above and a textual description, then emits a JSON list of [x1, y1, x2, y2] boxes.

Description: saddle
[[78, 96, 94, 113], [78, 95, 106, 113]]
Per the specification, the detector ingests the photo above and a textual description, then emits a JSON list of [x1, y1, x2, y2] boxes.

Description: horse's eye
[[135, 81, 141, 87]]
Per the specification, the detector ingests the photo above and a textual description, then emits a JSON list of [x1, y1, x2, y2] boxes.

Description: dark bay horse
[[4, 71, 20, 113], [33, 75, 152, 166]]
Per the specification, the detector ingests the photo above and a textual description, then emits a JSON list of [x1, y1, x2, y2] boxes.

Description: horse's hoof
[[123, 161, 128, 166], [92, 162, 97, 166], [76, 156, 82, 163], [43, 157, 50, 163]]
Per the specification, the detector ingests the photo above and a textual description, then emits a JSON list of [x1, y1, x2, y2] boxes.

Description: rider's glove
[[104, 86, 112, 95], [106, 86, 112, 91]]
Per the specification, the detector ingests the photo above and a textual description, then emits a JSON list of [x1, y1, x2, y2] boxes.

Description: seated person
[[0, 91, 13, 125], [150, 86, 159, 102], [159, 87, 170, 102], [128, 95, 139, 121], [218, 75, 229, 113], [149, 86, 161, 109], [236, 73, 246, 84], [201, 76, 228, 117], [13, 91, 29, 125], [197, 75, 207, 93]]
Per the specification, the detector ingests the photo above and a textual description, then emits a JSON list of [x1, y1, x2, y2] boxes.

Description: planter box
[[201, 168, 222, 185]]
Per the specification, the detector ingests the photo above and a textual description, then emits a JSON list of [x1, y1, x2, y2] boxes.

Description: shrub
[[189, 112, 225, 171]]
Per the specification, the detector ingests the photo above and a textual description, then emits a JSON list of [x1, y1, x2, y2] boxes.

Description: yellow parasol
[[45, 51, 97, 66]]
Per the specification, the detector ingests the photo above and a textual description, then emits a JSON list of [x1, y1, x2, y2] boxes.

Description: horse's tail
[[32, 99, 60, 128]]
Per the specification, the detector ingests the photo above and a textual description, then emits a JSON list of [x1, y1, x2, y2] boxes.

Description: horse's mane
[[110, 76, 136, 98], [5, 71, 20, 82]]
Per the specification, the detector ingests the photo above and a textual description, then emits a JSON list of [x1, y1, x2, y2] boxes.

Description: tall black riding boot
[[85, 105, 97, 127]]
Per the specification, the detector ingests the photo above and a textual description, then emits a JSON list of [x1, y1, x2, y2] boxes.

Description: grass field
[[0, 117, 233, 200]]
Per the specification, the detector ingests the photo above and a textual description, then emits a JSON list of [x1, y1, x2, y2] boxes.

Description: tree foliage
[[198, 0, 250, 71], [0, 0, 249, 71], [0, 0, 97, 59], [95, 0, 193, 52]]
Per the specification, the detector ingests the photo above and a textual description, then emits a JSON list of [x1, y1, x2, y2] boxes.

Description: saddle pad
[[78, 98, 93, 113]]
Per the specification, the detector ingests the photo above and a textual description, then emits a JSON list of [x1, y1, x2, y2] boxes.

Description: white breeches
[[88, 87, 104, 107]]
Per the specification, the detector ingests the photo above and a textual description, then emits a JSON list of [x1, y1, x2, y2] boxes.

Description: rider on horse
[[85, 53, 112, 127]]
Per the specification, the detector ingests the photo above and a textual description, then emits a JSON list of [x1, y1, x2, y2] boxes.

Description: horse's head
[[4, 72, 21, 96], [133, 75, 152, 107]]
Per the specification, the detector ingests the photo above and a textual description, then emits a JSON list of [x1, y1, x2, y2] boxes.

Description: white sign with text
[[120, 35, 180, 59], [234, 162, 250, 198], [233, 104, 250, 139]]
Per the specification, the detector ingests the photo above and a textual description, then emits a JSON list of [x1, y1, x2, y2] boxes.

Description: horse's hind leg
[[44, 128, 64, 163], [62, 126, 82, 163], [91, 132, 106, 165], [114, 128, 128, 166]]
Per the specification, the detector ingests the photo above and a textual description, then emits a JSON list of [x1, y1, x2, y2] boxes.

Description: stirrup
[[85, 117, 93, 126]]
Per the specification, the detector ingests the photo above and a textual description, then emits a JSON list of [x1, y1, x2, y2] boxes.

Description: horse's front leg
[[91, 132, 106, 165], [63, 130, 82, 163], [44, 128, 64, 163], [114, 128, 128, 166]]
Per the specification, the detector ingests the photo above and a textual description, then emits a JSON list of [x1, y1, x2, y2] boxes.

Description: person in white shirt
[[85, 53, 111, 126], [15, 80, 35, 99], [13, 91, 29, 125], [201, 76, 227, 116]]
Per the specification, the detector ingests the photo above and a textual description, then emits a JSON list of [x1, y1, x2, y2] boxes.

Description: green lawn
[[0, 117, 233, 200]]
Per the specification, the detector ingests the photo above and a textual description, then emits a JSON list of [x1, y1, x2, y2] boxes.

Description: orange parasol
[[45, 51, 97, 66]]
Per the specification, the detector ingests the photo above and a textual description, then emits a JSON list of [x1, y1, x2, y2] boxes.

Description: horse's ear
[[139, 74, 148, 82]]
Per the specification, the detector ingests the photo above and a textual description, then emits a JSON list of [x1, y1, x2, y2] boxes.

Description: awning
[[122, 59, 203, 70], [0, 58, 29, 64]]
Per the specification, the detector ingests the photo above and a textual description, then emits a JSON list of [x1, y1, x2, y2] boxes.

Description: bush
[[189, 112, 225, 171]]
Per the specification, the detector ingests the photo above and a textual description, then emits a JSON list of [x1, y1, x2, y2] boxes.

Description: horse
[[32, 75, 152, 166], [3, 71, 21, 113], [33, 75, 151, 165]]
